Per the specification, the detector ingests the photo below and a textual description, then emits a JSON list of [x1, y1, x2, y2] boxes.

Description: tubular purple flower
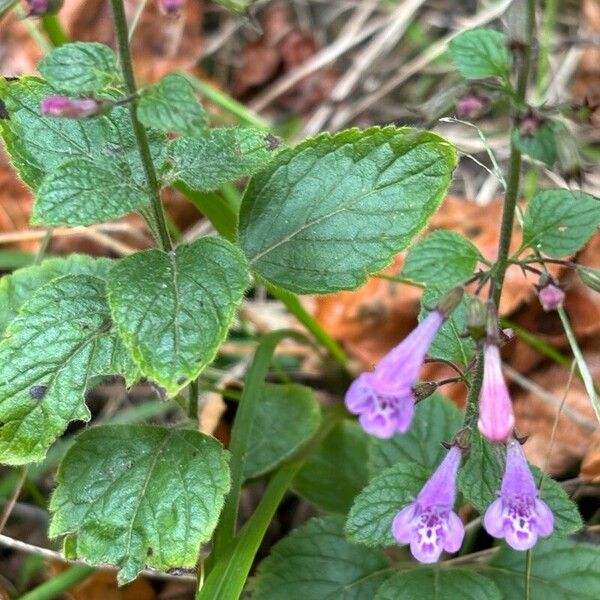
[[158, 0, 186, 16], [40, 97, 107, 119], [484, 439, 554, 550], [392, 446, 464, 563], [345, 310, 444, 438], [478, 342, 515, 443], [538, 283, 565, 312]]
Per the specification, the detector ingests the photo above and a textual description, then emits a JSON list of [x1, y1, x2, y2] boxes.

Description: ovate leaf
[[369, 394, 463, 474], [0, 275, 136, 465], [38, 42, 117, 93], [449, 28, 510, 80], [254, 516, 390, 600], [244, 383, 320, 480], [107, 237, 248, 396], [239, 126, 457, 294], [375, 568, 501, 600], [345, 462, 428, 546], [34, 158, 150, 226], [168, 127, 276, 191], [49, 425, 229, 584], [138, 73, 207, 137], [402, 230, 481, 289], [522, 189, 600, 257], [485, 538, 600, 599], [293, 420, 371, 514]]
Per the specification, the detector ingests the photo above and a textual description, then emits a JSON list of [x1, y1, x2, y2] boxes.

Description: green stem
[[109, 0, 172, 252], [493, 0, 536, 306], [463, 351, 483, 427], [188, 378, 199, 420], [209, 329, 309, 565], [536, 0, 559, 97], [34, 228, 53, 265], [19, 564, 95, 600], [41, 14, 69, 47]]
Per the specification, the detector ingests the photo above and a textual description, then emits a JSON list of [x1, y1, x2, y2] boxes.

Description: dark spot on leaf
[[147, 547, 153, 556], [0, 100, 9, 120], [79, 322, 90, 329], [177, 376, 186, 385], [29, 385, 48, 400], [264, 133, 281, 151]]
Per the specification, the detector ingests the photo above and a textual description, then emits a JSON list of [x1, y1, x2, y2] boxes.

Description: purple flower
[[158, 0, 186, 16], [40, 97, 107, 119], [538, 283, 565, 312], [478, 342, 515, 443], [345, 310, 444, 438], [456, 92, 486, 118], [484, 439, 554, 550], [392, 446, 464, 563], [26, 0, 62, 16]]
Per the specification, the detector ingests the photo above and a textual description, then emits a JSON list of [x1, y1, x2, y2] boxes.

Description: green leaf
[[244, 383, 320, 480], [375, 568, 501, 600], [0, 254, 112, 336], [513, 121, 557, 166], [168, 127, 276, 191], [239, 126, 457, 294], [369, 394, 463, 474], [577, 265, 600, 293], [38, 42, 117, 93], [33, 158, 151, 226], [254, 516, 390, 600], [49, 424, 230, 585], [345, 462, 428, 546], [0, 77, 167, 191], [458, 429, 503, 513], [107, 237, 248, 396], [485, 538, 600, 599], [402, 231, 481, 289], [0, 275, 137, 465], [293, 420, 371, 514], [421, 288, 475, 365], [137, 73, 207, 137], [449, 28, 510, 80], [522, 189, 600, 257]]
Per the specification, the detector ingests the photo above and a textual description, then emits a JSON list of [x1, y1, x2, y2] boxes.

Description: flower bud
[[26, 0, 62, 16], [456, 91, 487, 119], [538, 282, 565, 312], [436, 287, 464, 319], [40, 96, 109, 119], [518, 110, 544, 138], [577, 265, 600, 293], [466, 296, 487, 341], [412, 381, 438, 402], [158, 0, 185, 17]]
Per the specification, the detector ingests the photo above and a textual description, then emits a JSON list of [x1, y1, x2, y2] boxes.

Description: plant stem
[[19, 564, 95, 600], [109, 0, 172, 252], [41, 14, 69, 47], [34, 228, 53, 264], [536, 0, 559, 97], [493, 0, 536, 307], [463, 352, 483, 428], [188, 378, 199, 420]]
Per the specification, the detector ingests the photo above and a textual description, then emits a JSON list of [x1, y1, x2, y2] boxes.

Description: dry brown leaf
[[572, 0, 600, 105], [0, 13, 42, 75], [580, 428, 600, 482], [0, 161, 36, 252]]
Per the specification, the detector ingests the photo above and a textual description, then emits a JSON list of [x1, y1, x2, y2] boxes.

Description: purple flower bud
[[518, 111, 544, 138], [538, 283, 565, 312], [478, 342, 515, 443], [40, 96, 107, 119], [484, 439, 554, 550], [345, 310, 444, 438], [456, 92, 486, 119], [26, 0, 62, 16], [158, 0, 185, 16], [392, 446, 464, 563]]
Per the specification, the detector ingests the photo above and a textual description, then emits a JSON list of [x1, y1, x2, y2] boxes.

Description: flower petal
[[444, 511, 465, 553], [393, 396, 416, 434], [345, 373, 376, 415], [410, 536, 444, 564], [483, 498, 505, 538], [505, 525, 538, 551], [359, 410, 396, 439], [534, 499, 554, 537], [392, 504, 416, 544]]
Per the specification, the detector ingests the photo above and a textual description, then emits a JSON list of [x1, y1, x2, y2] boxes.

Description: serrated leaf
[[513, 121, 557, 166], [522, 189, 600, 257], [244, 383, 320, 480], [375, 568, 501, 600], [107, 237, 248, 396], [168, 127, 275, 191], [421, 288, 474, 365], [369, 394, 463, 474], [254, 516, 390, 600], [0, 77, 167, 191], [345, 463, 428, 546], [34, 158, 151, 226], [239, 126, 457, 294], [293, 420, 371, 514], [0, 275, 137, 465], [485, 538, 600, 599], [137, 73, 207, 137], [49, 424, 229, 584], [402, 231, 481, 288], [38, 42, 117, 93], [449, 28, 510, 80], [0, 255, 112, 336]]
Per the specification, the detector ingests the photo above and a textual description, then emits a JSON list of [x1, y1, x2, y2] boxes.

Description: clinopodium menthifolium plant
[[1, 0, 600, 598]]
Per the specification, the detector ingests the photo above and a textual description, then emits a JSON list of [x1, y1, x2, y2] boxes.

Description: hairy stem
[[109, 0, 173, 251]]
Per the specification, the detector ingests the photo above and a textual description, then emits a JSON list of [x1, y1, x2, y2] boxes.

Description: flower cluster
[[40, 97, 108, 119]]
